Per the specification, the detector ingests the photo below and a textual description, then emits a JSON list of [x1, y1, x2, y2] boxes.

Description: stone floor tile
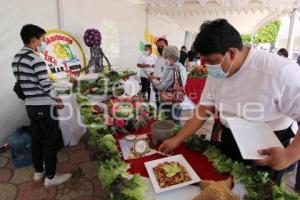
[[0, 183, 18, 200], [0, 168, 13, 182], [55, 178, 93, 200], [16, 181, 57, 200], [0, 155, 9, 168], [10, 166, 34, 185], [68, 149, 90, 165], [79, 162, 97, 179]]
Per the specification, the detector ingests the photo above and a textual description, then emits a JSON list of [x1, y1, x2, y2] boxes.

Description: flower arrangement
[[83, 28, 102, 47], [98, 96, 154, 134], [77, 68, 149, 199], [188, 59, 208, 79], [78, 98, 148, 199]]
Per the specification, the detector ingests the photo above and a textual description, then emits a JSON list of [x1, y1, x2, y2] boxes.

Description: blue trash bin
[[9, 128, 32, 168]]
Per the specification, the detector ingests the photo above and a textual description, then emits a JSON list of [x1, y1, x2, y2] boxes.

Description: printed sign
[[41, 29, 86, 79]]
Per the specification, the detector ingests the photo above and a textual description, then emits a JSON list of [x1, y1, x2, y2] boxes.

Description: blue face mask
[[37, 41, 47, 53], [206, 52, 234, 79]]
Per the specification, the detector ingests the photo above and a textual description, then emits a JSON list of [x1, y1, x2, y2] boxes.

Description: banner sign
[[41, 29, 86, 78]]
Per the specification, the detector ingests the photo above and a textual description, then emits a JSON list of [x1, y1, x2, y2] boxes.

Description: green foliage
[[98, 159, 130, 188], [241, 19, 281, 44], [241, 34, 252, 43], [272, 183, 300, 200], [254, 19, 281, 44], [121, 175, 148, 200], [172, 123, 182, 134], [184, 134, 209, 153], [112, 193, 137, 200], [188, 144, 298, 200]]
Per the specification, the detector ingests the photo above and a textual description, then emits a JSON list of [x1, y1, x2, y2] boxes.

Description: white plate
[[76, 74, 99, 81], [145, 154, 201, 194], [226, 118, 284, 160]]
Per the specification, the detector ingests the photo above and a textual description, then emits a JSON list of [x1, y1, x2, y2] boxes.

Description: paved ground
[[283, 168, 299, 193], [0, 136, 110, 200]]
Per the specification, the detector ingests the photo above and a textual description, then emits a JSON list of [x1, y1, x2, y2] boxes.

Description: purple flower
[[83, 29, 102, 47]]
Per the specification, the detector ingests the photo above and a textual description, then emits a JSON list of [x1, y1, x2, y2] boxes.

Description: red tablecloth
[[185, 77, 207, 105], [115, 121, 229, 181]]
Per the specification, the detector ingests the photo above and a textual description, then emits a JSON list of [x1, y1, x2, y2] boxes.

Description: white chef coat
[[137, 53, 156, 78], [200, 46, 300, 131]]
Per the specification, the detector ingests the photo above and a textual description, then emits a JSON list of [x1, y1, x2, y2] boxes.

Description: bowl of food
[[151, 120, 176, 146]]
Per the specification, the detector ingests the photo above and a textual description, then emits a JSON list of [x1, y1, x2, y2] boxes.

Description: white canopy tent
[[132, 0, 300, 33], [0, 0, 299, 145], [276, 13, 300, 58]]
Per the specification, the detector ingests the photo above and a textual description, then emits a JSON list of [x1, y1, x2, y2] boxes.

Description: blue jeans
[[295, 161, 300, 189]]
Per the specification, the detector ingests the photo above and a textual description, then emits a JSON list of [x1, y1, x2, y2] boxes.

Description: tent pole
[[57, 0, 64, 29], [250, 33, 254, 45], [287, 8, 297, 59], [146, 5, 149, 42]]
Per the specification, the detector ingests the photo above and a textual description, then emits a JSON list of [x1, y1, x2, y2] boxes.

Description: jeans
[[140, 77, 151, 102], [295, 161, 300, 190], [26, 105, 63, 178]]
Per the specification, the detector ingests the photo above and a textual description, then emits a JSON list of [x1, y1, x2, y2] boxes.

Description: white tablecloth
[[58, 94, 86, 146]]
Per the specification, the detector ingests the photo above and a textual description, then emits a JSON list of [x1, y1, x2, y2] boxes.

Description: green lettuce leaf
[[121, 174, 147, 200], [98, 159, 130, 188]]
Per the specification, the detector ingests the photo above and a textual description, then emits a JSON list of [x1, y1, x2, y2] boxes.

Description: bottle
[[9, 128, 32, 168]]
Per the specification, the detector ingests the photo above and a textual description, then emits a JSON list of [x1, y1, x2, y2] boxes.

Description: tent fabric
[[0, 0, 186, 145], [141, 0, 300, 9], [134, 0, 300, 33], [0, 0, 59, 145]]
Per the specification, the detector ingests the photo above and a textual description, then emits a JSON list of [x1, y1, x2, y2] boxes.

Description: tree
[[241, 34, 251, 43], [241, 19, 281, 44]]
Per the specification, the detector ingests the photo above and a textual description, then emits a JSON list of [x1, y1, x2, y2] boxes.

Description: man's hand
[[148, 75, 160, 81], [68, 75, 77, 84], [148, 75, 155, 81], [158, 136, 181, 154], [53, 97, 64, 109], [254, 147, 292, 170]]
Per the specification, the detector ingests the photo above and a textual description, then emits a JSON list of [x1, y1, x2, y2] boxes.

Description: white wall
[[148, 14, 186, 48], [0, 0, 186, 145], [0, 0, 59, 145], [61, 0, 185, 71]]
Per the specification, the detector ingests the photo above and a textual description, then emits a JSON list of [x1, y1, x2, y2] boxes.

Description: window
[[99, 20, 120, 67]]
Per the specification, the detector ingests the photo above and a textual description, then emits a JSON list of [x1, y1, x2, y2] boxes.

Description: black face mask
[[157, 47, 164, 55]]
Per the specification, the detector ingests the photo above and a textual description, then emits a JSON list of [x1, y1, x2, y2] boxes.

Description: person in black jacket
[[179, 46, 188, 65]]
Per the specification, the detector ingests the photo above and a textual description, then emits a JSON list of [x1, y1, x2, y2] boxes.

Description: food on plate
[[192, 178, 239, 200], [153, 161, 191, 188]]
